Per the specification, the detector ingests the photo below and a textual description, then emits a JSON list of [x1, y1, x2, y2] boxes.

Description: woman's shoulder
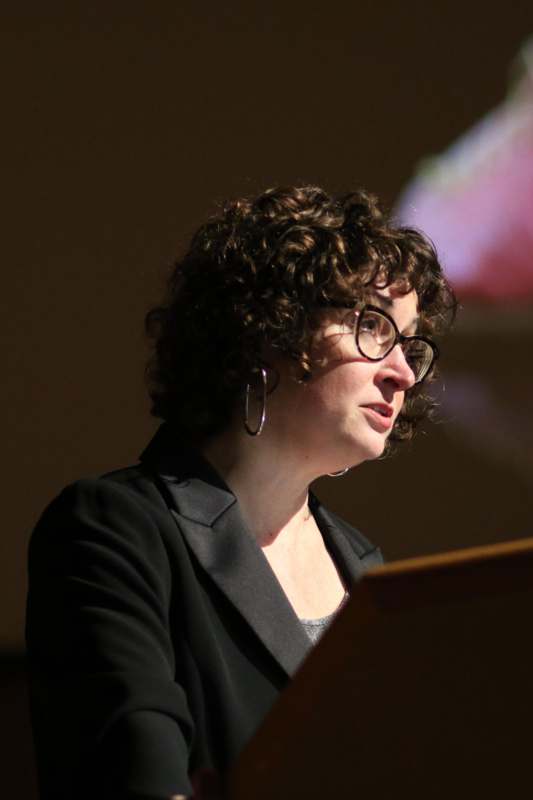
[[29, 462, 178, 568], [40, 463, 165, 521]]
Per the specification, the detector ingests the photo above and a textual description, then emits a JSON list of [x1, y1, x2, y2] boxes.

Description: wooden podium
[[227, 538, 533, 800]]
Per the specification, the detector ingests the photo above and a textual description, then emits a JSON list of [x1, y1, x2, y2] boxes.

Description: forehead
[[371, 286, 419, 331]]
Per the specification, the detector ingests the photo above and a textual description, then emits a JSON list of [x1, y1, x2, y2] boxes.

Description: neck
[[200, 422, 315, 548]]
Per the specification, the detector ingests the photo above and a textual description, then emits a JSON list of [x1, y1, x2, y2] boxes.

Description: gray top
[[300, 592, 349, 644]]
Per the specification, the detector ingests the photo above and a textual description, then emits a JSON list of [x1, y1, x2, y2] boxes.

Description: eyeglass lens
[[357, 308, 434, 382]]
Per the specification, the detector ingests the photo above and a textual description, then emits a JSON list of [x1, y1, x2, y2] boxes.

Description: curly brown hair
[[145, 186, 456, 446]]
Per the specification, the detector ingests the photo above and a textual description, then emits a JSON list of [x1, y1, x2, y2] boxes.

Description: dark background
[[3, 3, 533, 794]]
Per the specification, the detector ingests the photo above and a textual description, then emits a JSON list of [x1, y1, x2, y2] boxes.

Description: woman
[[26, 186, 456, 800]]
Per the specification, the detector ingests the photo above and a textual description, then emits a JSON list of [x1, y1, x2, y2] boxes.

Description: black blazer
[[26, 424, 383, 800]]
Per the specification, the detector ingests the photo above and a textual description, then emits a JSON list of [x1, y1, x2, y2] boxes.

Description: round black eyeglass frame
[[327, 302, 439, 384]]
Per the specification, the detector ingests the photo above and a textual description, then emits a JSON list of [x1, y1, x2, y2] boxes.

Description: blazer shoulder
[[100, 462, 170, 511], [45, 463, 170, 519], [29, 463, 178, 566]]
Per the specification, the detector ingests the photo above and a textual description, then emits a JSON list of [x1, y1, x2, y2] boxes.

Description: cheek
[[307, 364, 368, 412]]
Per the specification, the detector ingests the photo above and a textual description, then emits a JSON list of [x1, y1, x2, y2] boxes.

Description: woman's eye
[[360, 318, 380, 334]]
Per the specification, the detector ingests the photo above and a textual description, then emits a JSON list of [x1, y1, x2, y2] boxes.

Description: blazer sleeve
[[26, 478, 195, 800]]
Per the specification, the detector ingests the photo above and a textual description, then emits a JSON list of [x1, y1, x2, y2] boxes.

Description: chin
[[335, 431, 387, 468], [362, 445, 387, 463], [358, 429, 391, 461]]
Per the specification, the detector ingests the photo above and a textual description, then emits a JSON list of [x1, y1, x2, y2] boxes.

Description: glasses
[[330, 303, 439, 384]]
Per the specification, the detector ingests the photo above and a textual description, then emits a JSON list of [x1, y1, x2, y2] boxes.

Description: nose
[[377, 344, 417, 392]]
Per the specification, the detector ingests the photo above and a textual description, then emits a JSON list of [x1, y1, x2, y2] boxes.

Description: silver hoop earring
[[327, 467, 350, 477], [244, 367, 267, 436]]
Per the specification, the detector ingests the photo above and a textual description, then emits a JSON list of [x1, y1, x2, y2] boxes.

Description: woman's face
[[272, 284, 419, 473]]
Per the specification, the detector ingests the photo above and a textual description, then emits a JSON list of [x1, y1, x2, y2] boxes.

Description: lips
[[361, 403, 393, 418], [360, 402, 394, 431]]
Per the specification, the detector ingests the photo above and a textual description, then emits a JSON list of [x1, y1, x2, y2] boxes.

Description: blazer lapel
[[309, 492, 384, 587], [140, 425, 312, 677]]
